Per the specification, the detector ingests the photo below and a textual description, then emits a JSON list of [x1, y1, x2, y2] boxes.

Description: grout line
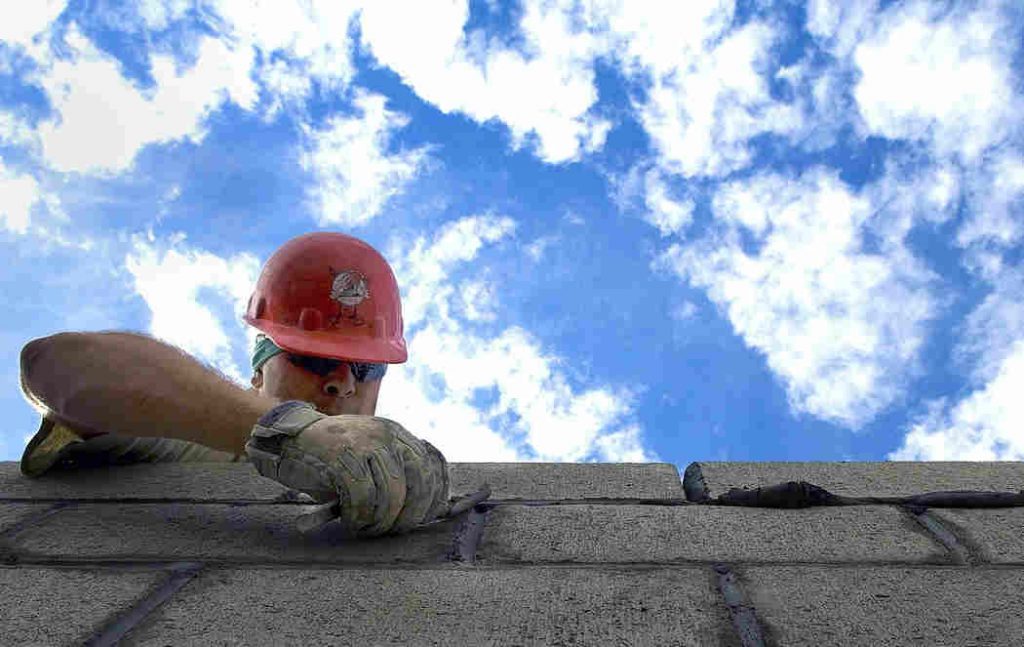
[[83, 561, 203, 647], [447, 506, 489, 563], [479, 498, 689, 508], [905, 505, 973, 565], [0, 501, 76, 543], [713, 564, 767, 647], [0, 497, 315, 505], [2, 557, 1019, 571]]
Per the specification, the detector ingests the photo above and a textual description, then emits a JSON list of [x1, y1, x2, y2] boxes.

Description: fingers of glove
[[420, 439, 452, 520], [390, 443, 437, 534], [333, 450, 376, 530], [357, 447, 407, 537], [276, 452, 336, 503]]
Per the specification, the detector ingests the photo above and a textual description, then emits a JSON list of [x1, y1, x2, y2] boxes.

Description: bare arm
[[19, 331, 280, 455]]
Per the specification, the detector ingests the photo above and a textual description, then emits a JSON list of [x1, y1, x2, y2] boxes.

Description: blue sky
[[1, 0, 1022, 466]]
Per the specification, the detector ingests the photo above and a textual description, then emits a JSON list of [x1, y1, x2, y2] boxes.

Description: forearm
[[20, 331, 279, 454]]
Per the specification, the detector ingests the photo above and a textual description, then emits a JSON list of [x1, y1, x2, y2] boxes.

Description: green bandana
[[251, 334, 285, 373]]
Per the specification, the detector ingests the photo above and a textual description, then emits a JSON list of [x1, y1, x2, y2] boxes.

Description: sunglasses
[[285, 353, 387, 382]]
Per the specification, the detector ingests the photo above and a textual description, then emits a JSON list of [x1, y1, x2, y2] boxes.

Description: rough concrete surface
[[3, 461, 687, 502], [0, 566, 165, 645], [687, 461, 1024, 501], [0, 502, 54, 534], [931, 507, 1024, 564], [0, 462, 303, 502], [743, 565, 1024, 646], [10, 503, 460, 564], [449, 462, 684, 500], [123, 566, 736, 647], [478, 504, 948, 565]]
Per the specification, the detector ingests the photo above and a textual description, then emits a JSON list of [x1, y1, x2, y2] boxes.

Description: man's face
[[251, 353, 382, 416]]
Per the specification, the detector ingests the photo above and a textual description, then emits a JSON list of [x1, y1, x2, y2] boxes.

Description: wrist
[[256, 400, 316, 427]]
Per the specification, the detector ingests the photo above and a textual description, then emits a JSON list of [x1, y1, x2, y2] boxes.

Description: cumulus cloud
[[211, 0, 360, 92], [642, 169, 694, 237], [0, 159, 40, 234], [124, 232, 262, 384], [356, 0, 609, 163], [601, 1, 801, 177], [894, 268, 1024, 462], [378, 215, 656, 462], [655, 169, 937, 428], [524, 235, 558, 262], [0, 113, 37, 150], [301, 90, 429, 227], [0, 0, 66, 49], [852, 1, 1019, 163], [956, 269, 1024, 384], [612, 165, 694, 236], [392, 214, 516, 328], [889, 341, 1024, 461], [957, 149, 1024, 278], [36, 26, 256, 173]]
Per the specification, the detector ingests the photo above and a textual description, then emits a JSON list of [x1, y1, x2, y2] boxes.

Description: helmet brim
[[245, 316, 407, 364]]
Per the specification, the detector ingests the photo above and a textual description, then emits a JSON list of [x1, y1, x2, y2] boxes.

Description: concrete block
[[2, 460, 687, 503], [930, 507, 1024, 564], [0, 503, 54, 534], [743, 565, 1024, 646], [478, 504, 946, 564], [9, 503, 459, 564], [449, 462, 683, 501], [0, 566, 165, 645], [123, 567, 736, 646], [0, 462, 306, 502], [684, 461, 1024, 501]]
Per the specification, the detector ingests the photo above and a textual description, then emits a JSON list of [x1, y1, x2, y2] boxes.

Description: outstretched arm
[[20, 331, 280, 455]]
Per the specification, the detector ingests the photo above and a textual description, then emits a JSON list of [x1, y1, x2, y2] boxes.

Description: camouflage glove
[[245, 400, 450, 537]]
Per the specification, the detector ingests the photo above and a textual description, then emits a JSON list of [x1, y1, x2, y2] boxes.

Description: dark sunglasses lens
[[288, 354, 343, 376], [287, 354, 387, 381]]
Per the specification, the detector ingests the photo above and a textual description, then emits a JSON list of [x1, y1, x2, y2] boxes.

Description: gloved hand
[[245, 400, 450, 537]]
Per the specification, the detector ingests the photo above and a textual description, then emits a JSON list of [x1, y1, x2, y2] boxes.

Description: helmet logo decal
[[330, 269, 369, 307]]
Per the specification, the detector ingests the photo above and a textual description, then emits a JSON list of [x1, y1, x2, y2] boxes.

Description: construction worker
[[18, 232, 450, 536]]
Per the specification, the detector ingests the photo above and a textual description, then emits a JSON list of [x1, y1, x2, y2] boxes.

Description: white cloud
[[136, 0, 192, 31], [806, 0, 880, 58], [671, 301, 698, 322], [377, 215, 657, 462], [392, 214, 516, 327], [656, 169, 937, 428], [0, 112, 37, 150], [603, 1, 801, 178], [124, 232, 262, 385], [959, 149, 1024, 254], [36, 26, 257, 173], [956, 269, 1024, 385], [456, 280, 498, 322], [594, 425, 651, 462], [642, 169, 694, 237], [890, 268, 1024, 461], [852, 2, 1019, 163], [0, 159, 41, 234], [211, 0, 358, 99], [301, 90, 428, 227], [524, 235, 557, 262], [889, 341, 1024, 461], [356, 0, 609, 163], [0, 0, 65, 49]]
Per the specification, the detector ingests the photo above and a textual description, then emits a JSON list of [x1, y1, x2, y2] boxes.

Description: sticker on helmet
[[330, 269, 369, 307]]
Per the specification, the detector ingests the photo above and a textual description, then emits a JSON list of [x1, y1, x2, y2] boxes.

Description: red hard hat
[[243, 232, 407, 363]]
